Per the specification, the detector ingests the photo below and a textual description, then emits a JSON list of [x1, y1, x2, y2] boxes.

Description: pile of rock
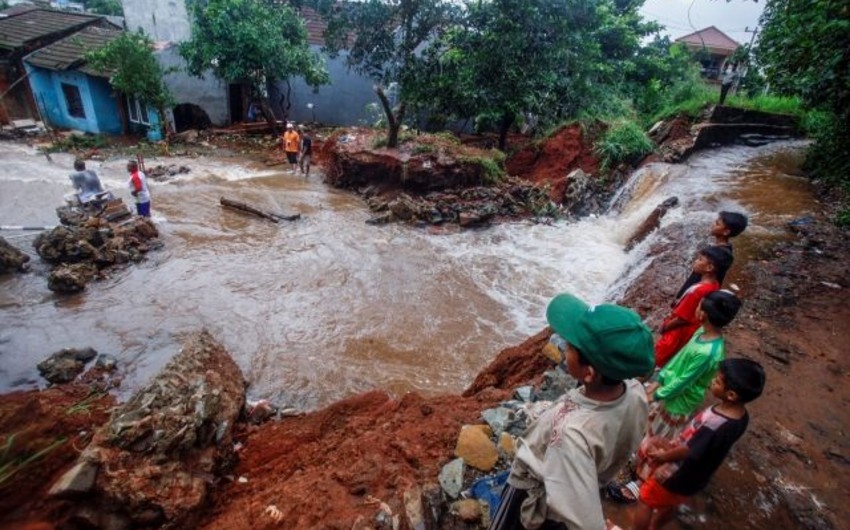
[[363, 178, 561, 227], [50, 331, 246, 530], [33, 209, 160, 292], [0, 236, 30, 273], [437, 366, 576, 526]]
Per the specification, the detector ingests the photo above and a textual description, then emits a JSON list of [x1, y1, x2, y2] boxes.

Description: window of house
[[61, 83, 86, 119], [126, 96, 150, 126]]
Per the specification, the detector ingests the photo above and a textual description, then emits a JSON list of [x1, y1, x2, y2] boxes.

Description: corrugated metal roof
[[675, 26, 739, 53], [24, 25, 121, 76], [0, 5, 41, 18], [0, 8, 100, 50]]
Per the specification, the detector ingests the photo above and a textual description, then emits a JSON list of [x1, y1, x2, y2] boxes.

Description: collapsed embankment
[[1, 112, 844, 530]]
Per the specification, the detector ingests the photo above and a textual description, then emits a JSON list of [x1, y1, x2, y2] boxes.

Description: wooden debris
[[219, 198, 301, 223]]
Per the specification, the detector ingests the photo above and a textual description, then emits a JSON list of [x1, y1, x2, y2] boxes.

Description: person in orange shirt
[[282, 123, 301, 173]]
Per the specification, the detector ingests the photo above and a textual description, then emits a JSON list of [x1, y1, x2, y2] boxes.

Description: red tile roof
[[675, 26, 739, 54]]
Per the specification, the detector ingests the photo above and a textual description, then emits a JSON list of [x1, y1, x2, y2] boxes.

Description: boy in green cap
[[489, 293, 655, 530]]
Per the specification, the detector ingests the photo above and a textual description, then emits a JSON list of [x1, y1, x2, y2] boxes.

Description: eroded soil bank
[[1, 191, 846, 530]]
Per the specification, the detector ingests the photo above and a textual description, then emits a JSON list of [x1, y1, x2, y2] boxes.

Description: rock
[[37, 348, 97, 384], [452, 499, 483, 523], [403, 485, 426, 530], [95, 354, 118, 371], [458, 211, 482, 227], [57, 331, 246, 528], [498, 432, 517, 459], [0, 237, 30, 273], [625, 196, 680, 251], [481, 407, 514, 437], [514, 386, 534, 402], [47, 263, 98, 292], [388, 195, 419, 221], [454, 424, 498, 471], [49, 460, 99, 497], [438, 457, 465, 499]]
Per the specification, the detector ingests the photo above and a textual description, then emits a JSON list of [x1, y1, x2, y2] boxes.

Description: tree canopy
[[317, 0, 461, 147], [180, 0, 328, 126], [85, 31, 173, 133], [755, 0, 850, 190]]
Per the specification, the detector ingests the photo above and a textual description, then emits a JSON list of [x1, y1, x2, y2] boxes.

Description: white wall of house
[[121, 0, 229, 126]]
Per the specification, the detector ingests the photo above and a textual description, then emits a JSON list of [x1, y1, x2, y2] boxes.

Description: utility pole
[[736, 25, 759, 96]]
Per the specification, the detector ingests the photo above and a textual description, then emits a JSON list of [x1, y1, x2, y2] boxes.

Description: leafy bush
[[41, 134, 109, 153], [594, 120, 655, 170]]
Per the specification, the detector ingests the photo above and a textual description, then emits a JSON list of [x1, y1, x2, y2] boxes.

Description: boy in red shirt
[[654, 246, 732, 368]]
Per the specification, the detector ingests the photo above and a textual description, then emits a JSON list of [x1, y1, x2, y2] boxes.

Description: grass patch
[[65, 391, 107, 416], [0, 433, 67, 487], [594, 120, 654, 171], [461, 153, 506, 185], [41, 133, 110, 153], [724, 94, 805, 116]]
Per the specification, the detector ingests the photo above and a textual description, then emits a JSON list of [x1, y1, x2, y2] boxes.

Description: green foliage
[[594, 120, 654, 170], [755, 0, 850, 204], [85, 31, 173, 132], [460, 155, 505, 185], [85, 0, 123, 16], [317, 0, 460, 147], [0, 433, 67, 487], [724, 94, 804, 117], [41, 134, 109, 153], [181, 0, 328, 96]]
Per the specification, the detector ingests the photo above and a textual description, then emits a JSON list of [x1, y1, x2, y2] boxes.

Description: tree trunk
[[259, 97, 278, 135], [498, 111, 514, 152], [219, 197, 301, 222], [375, 85, 406, 148]]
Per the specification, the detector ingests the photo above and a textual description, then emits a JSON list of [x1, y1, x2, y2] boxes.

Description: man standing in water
[[282, 123, 301, 173], [69, 159, 105, 203], [127, 159, 151, 217], [299, 125, 313, 177]]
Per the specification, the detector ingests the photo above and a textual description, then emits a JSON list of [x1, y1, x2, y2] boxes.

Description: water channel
[[0, 140, 816, 410]]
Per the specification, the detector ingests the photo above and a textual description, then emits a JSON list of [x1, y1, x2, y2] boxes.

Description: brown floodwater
[[0, 140, 816, 410]]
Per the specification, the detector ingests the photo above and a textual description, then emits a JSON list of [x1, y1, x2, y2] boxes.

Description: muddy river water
[[0, 140, 817, 410]]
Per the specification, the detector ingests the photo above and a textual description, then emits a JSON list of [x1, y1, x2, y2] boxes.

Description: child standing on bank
[[607, 291, 741, 504], [632, 358, 766, 530], [675, 212, 748, 299], [489, 293, 655, 530], [655, 246, 732, 368]]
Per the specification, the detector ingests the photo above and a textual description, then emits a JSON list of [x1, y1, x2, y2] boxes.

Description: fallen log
[[219, 198, 301, 223], [625, 196, 679, 251]]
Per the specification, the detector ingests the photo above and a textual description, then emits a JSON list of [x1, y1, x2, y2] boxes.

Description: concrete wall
[[26, 65, 124, 134], [156, 44, 229, 126], [121, 0, 192, 42], [122, 0, 229, 126], [271, 50, 378, 127]]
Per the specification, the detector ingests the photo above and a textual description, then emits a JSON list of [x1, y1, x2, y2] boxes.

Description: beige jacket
[[508, 380, 648, 530]]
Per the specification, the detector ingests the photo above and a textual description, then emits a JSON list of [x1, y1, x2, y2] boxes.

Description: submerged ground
[[0, 128, 847, 530]]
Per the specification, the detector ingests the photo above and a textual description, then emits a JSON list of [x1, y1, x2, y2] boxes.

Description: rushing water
[[0, 140, 815, 410]]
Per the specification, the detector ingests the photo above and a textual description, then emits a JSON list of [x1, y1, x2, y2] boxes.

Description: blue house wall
[[26, 65, 157, 137]]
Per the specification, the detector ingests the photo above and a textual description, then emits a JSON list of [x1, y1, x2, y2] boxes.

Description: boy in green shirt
[[608, 290, 741, 504]]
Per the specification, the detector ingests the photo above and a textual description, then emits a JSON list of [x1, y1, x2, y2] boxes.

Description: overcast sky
[[639, 0, 765, 46]]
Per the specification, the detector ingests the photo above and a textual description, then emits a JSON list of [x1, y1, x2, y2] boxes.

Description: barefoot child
[[632, 358, 766, 530]]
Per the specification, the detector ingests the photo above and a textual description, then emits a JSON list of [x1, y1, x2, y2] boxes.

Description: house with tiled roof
[[0, 7, 119, 123], [23, 25, 162, 136], [675, 26, 740, 80]]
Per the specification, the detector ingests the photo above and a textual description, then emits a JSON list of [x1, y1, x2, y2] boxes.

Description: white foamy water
[[0, 140, 811, 409]]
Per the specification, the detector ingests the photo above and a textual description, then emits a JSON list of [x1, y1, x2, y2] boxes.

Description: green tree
[[755, 0, 850, 195], [85, 0, 123, 16], [180, 0, 328, 131], [86, 31, 173, 136], [317, 0, 461, 147]]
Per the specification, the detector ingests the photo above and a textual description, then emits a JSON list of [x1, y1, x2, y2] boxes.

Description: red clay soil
[[505, 124, 600, 200], [0, 384, 114, 529]]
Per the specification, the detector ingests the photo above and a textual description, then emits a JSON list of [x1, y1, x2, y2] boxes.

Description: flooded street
[[0, 140, 816, 410]]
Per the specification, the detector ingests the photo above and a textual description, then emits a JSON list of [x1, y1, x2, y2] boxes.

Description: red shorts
[[639, 477, 689, 509]]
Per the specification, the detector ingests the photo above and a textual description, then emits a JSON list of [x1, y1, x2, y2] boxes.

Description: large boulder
[[51, 331, 246, 530], [0, 236, 30, 273]]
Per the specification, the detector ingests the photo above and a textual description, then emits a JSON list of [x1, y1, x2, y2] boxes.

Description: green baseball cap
[[546, 293, 654, 380]]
